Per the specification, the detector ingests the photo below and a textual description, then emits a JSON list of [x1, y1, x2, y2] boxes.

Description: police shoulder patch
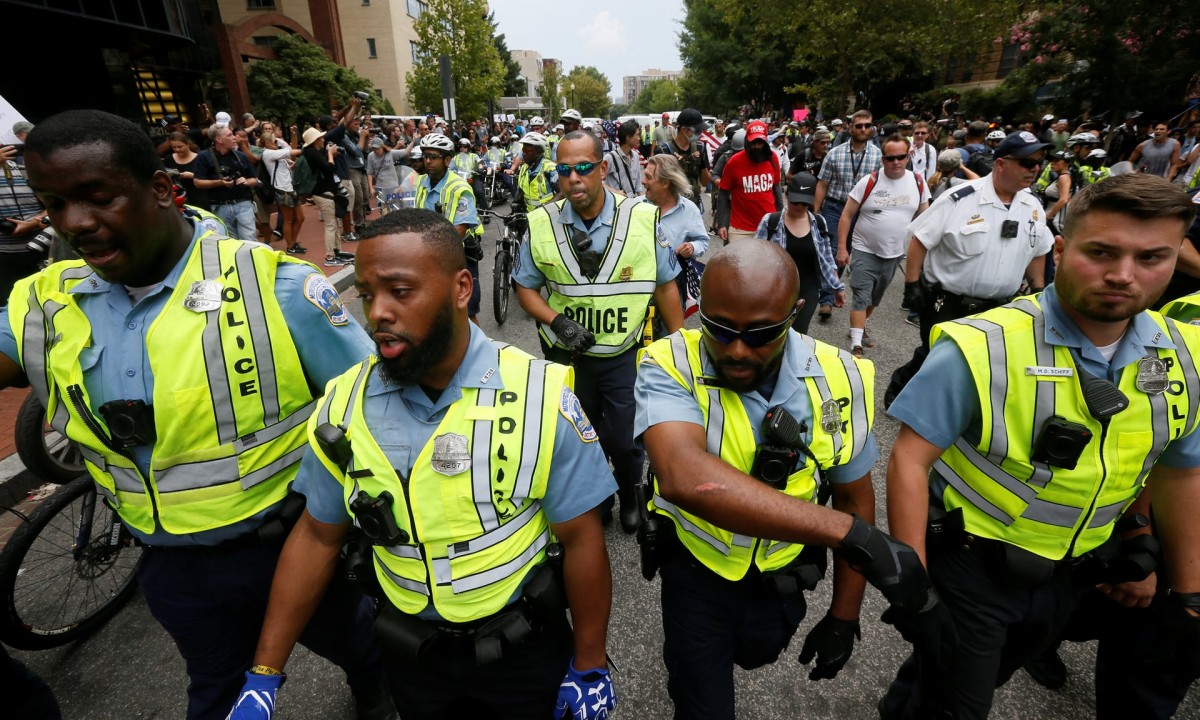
[[303, 273, 350, 326], [560, 386, 598, 443]]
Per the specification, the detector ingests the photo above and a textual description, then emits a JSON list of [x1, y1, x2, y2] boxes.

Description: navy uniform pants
[[659, 545, 807, 720], [878, 539, 1090, 720], [138, 539, 385, 720], [1, 644, 61, 719]]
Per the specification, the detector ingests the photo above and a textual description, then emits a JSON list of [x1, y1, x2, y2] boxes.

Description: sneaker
[[818, 304, 833, 321], [851, 345, 864, 359], [271, 229, 284, 239], [286, 243, 307, 255], [324, 256, 345, 267], [904, 312, 920, 328], [341, 232, 359, 242], [335, 250, 356, 261]]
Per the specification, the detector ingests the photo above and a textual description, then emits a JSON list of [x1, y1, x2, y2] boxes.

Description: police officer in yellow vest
[[636, 240, 933, 719], [414, 133, 484, 323], [512, 131, 561, 214], [515, 131, 685, 533], [234, 209, 618, 720], [879, 174, 1200, 720], [0, 110, 394, 720]]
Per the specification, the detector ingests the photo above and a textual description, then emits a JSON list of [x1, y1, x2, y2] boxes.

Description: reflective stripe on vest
[[641, 329, 875, 580], [530, 196, 658, 356], [519, 159, 555, 210], [930, 298, 1200, 559], [310, 344, 567, 622], [8, 235, 316, 533], [450, 153, 477, 176], [416, 171, 481, 240]]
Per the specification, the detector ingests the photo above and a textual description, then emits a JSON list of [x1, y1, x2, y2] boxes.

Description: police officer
[[636, 240, 905, 719], [229, 209, 617, 720], [1, 110, 393, 720], [514, 130, 684, 533], [888, 131, 1056, 407], [879, 173, 1200, 720], [450, 137, 488, 212], [512, 132, 560, 213], [414, 133, 484, 324], [484, 136, 514, 196]]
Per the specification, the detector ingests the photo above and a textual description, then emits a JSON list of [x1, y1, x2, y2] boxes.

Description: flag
[[683, 258, 705, 318], [698, 131, 721, 165]]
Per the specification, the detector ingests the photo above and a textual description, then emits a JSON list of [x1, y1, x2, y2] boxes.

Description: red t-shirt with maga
[[719, 150, 780, 232]]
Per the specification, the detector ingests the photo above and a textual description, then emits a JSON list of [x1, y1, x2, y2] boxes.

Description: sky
[[487, 0, 686, 102]]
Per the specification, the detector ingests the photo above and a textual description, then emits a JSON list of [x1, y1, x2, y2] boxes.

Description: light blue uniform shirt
[[0, 219, 375, 545], [296, 323, 616, 526], [656, 195, 710, 256], [417, 170, 479, 230], [634, 330, 880, 484], [513, 190, 680, 290], [890, 285, 1200, 501]]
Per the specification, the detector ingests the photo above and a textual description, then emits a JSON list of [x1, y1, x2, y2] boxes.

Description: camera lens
[[108, 413, 137, 441], [761, 458, 790, 489]]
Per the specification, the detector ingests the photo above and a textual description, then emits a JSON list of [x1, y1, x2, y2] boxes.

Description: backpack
[[967, 147, 995, 176], [291, 154, 317, 196], [255, 155, 278, 205], [766, 210, 829, 241]]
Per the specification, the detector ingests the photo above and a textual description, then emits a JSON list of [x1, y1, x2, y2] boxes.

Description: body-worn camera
[[570, 228, 602, 280], [1001, 219, 1019, 239], [750, 406, 814, 490], [98, 399, 157, 448], [314, 422, 353, 469], [1031, 415, 1092, 469], [350, 490, 410, 546]]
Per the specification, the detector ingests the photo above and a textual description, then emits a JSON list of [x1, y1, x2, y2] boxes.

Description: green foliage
[[406, 0, 506, 119], [631, 79, 682, 114], [246, 35, 387, 124], [538, 63, 563, 121], [1004, 1, 1200, 119], [565, 66, 611, 118], [608, 102, 629, 120]]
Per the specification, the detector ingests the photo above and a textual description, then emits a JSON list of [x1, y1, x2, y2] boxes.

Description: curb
[[330, 265, 356, 293]]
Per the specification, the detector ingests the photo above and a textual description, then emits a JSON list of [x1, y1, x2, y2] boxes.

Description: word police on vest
[[564, 305, 630, 335]]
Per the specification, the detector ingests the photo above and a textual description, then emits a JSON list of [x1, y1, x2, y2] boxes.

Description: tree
[[406, 0, 506, 119], [565, 66, 611, 118], [490, 12, 525, 97], [631, 79, 682, 114], [1003, 1, 1200, 119], [246, 35, 388, 125], [538, 62, 563, 122]]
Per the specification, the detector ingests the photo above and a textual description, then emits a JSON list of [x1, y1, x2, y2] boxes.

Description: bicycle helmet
[[561, 109, 583, 123], [1050, 150, 1072, 163], [731, 129, 747, 152], [520, 131, 548, 148], [1086, 148, 1108, 162], [987, 130, 1006, 142], [489, 136, 500, 145], [529, 116, 546, 127], [458, 138, 471, 146], [1068, 132, 1100, 147], [419, 133, 455, 154]]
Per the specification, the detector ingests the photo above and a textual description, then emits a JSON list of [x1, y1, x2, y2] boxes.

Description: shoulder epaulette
[[949, 185, 976, 202]]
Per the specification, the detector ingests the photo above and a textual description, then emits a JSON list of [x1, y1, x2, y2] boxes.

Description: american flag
[[698, 131, 721, 164], [683, 258, 704, 318]]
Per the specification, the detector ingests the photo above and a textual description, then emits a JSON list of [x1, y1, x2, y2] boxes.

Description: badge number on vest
[[1026, 366, 1073, 378]]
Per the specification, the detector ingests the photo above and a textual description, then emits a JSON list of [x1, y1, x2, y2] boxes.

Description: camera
[[1031, 416, 1092, 469], [1001, 219, 1019, 239], [353, 91, 372, 101], [749, 406, 812, 490], [98, 399, 157, 448], [4, 143, 23, 156], [350, 490, 410, 546]]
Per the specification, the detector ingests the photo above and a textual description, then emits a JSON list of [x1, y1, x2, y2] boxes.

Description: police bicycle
[[478, 209, 527, 325]]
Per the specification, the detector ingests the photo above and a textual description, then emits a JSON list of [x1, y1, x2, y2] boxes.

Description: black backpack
[[967, 147, 995, 176]]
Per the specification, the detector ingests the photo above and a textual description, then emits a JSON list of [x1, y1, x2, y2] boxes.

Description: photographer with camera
[[635, 240, 918, 720], [192, 124, 258, 242], [0, 140, 52, 305], [878, 173, 1200, 720]]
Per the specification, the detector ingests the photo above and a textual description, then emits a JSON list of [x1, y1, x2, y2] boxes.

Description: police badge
[[1136, 357, 1169, 395], [431, 432, 471, 476], [820, 399, 842, 435], [182, 280, 222, 312]]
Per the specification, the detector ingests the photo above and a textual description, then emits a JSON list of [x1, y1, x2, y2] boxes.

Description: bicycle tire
[[492, 248, 512, 325], [14, 394, 85, 484], [0, 476, 143, 650]]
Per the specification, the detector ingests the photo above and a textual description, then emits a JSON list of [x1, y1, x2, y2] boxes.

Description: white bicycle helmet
[[1068, 132, 1100, 147], [520, 131, 548, 148], [419, 133, 455, 154], [1087, 148, 1108, 161], [489, 136, 500, 145], [987, 130, 1006, 142], [731, 129, 747, 152], [529, 116, 546, 127], [561, 109, 583, 122]]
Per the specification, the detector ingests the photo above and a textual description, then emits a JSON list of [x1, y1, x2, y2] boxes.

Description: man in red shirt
[[716, 120, 783, 242]]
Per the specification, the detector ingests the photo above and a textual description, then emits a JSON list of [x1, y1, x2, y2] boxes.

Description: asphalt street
[[8, 211, 1199, 719]]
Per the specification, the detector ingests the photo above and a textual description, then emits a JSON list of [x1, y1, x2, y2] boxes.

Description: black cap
[[787, 173, 818, 205], [994, 131, 1054, 159], [676, 108, 708, 133]]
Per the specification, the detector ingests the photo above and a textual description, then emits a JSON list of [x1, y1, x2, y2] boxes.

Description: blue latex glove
[[554, 658, 616, 720], [226, 671, 285, 720]]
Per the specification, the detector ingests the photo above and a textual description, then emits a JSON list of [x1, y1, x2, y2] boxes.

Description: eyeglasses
[[699, 310, 796, 348], [913, 131, 928, 136], [556, 162, 599, 176], [1011, 157, 1043, 169], [853, 123, 873, 129], [883, 154, 908, 162]]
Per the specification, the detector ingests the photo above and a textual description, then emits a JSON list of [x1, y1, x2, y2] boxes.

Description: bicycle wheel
[[14, 394, 85, 484], [492, 248, 512, 325], [0, 477, 143, 650]]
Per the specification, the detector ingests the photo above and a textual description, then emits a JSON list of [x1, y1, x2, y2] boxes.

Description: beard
[[374, 301, 457, 386], [748, 146, 773, 164]]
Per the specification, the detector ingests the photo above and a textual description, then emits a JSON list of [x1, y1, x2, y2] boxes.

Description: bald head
[[702, 241, 801, 313]]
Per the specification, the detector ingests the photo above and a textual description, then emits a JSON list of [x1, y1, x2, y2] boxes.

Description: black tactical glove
[[903, 281, 925, 314], [798, 613, 860, 681], [881, 590, 960, 674], [550, 314, 596, 353], [836, 516, 932, 613], [1151, 592, 1200, 681]]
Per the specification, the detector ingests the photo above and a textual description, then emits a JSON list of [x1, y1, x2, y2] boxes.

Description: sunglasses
[[913, 131, 928, 135], [853, 123, 873, 129], [1011, 157, 1043, 169], [699, 310, 796, 348], [883, 154, 908, 162], [556, 162, 599, 176]]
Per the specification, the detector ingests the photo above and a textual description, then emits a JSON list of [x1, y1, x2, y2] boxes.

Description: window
[[997, 42, 1023, 79], [367, 38, 378, 59], [411, 41, 421, 64], [362, 0, 370, 4], [406, 0, 427, 17], [246, 0, 275, 9]]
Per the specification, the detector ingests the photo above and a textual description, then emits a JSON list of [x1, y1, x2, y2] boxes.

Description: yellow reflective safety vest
[[450, 151, 479, 177], [641, 329, 875, 581], [528, 194, 659, 357], [309, 345, 568, 622], [415, 170, 482, 241], [931, 296, 1200, 560], [7, 235, 319, 534], [518, 157, 557, 211], [1161, 292, 1200, 325]]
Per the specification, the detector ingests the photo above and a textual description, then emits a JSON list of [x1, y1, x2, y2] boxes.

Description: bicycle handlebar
[[478, 209, 527, 223]]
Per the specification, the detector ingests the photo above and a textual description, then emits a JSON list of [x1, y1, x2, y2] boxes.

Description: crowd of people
[[1, 92, 1200, 720]]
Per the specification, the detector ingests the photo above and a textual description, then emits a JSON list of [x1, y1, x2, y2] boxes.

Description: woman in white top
[[259, 127, 305, 254]]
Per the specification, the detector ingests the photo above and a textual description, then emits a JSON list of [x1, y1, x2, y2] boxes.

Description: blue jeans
[[818, 197, 846, 305], [213, 200, 257, 242]]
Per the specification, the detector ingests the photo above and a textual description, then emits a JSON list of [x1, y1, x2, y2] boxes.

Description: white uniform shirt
[[848, 170, 930, 258], [909, 142, 937, 180], [908, 175, 1053, 299]]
